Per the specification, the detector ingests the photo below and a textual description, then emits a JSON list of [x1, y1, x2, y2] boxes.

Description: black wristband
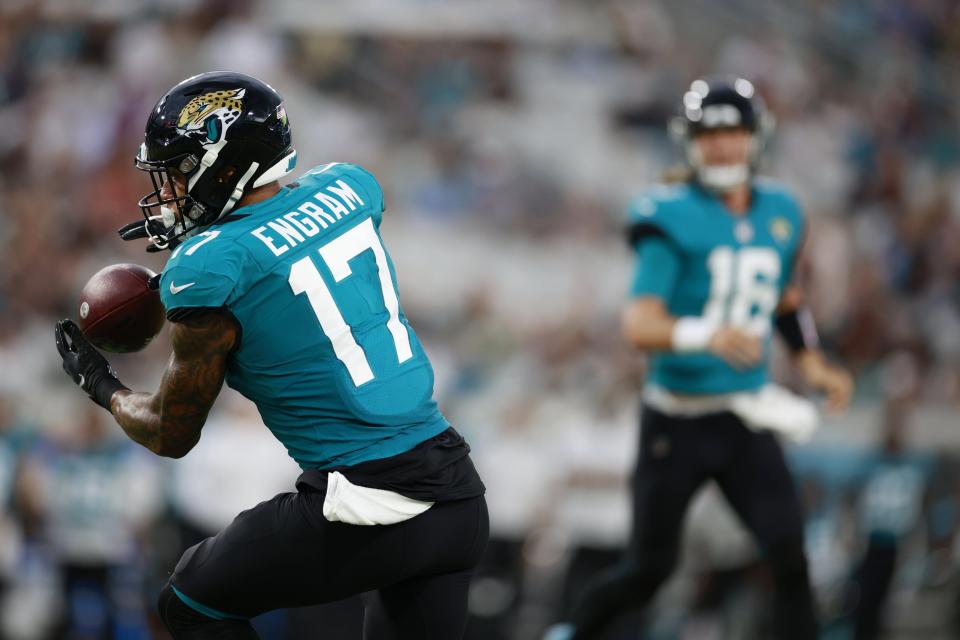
[[89, 373, 128, 412], [775, 307, 820, 353]]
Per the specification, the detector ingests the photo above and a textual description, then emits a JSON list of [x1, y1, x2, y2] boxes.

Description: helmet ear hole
[[217, 165, 238, 184]]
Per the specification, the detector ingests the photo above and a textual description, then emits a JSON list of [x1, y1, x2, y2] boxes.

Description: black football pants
[[569, 406, 816, 640], [158, 487, 489, 640]]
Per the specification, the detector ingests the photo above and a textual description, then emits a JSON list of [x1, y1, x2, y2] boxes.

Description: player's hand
[[54, 319, 127, 411], [797, 350, 853, 412], [708, 327, 763, 370]]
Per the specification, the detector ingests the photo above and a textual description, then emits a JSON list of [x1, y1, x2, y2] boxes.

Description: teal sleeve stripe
[[171, 585, 248, 621], [629, 235, 681, 299]]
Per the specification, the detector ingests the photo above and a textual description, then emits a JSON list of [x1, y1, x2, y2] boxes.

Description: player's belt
[[644, 384, 820, 443], [642, 385, 740, 416]]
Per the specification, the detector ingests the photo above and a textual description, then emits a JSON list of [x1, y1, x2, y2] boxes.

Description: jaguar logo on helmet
[[176, 88, 246, 144], [123, 72, 296, 253]]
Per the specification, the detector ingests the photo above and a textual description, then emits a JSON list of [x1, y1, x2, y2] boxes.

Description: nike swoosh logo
[[169, 281, 196, 294]]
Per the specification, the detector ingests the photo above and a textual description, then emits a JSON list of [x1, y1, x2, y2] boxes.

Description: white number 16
[[288, 218, 413, 386], [703, 246, 781, 337]]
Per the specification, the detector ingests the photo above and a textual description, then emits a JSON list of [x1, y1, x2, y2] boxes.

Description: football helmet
[[669, 77, 774, 192], [121, 71, 296, 250]]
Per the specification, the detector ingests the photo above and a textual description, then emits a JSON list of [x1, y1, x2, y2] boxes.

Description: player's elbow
[[620, 310, 656, 349], [620, 313, 646, 348], [621, 320, 646, 349], [152, 429, 201, 459], [154, 439, 197, 459], [621, 297, 672, 351]]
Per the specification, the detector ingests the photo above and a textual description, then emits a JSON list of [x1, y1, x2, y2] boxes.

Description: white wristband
[[671, 317, 716, 353]]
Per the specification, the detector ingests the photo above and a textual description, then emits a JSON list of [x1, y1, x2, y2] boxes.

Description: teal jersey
[[159, 163, 449, 470], [627, 179, 806, 394]]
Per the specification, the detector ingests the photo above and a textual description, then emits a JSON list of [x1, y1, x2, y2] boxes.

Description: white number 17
[[288, 218, 413, 386]]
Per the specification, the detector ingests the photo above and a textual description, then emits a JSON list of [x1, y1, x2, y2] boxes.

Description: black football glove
[[54, 319, 128, 411]]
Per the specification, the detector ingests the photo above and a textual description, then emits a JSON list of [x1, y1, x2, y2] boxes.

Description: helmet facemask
[[133, 148, 212, 251]]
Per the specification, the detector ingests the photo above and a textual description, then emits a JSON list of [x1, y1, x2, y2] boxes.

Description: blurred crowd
[[2, 0, 960, 638]]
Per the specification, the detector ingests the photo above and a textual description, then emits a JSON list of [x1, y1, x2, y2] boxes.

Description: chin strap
[[220, 162, 260, 217], [187, 137, 229, 193]]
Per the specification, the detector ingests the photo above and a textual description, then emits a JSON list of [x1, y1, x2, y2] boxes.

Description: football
[[78, 263, 166, 353]]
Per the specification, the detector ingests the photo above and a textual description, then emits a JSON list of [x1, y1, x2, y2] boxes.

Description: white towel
[[322, 471, 434, 526], [644, 383, 820, 443], [729, 384, 820, 443]]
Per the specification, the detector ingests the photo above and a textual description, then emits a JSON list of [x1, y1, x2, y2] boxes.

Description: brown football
[[78, 264, 166, 353]]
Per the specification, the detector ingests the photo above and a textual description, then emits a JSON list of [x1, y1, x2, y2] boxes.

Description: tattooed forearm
[[110, 311, 238, 458]]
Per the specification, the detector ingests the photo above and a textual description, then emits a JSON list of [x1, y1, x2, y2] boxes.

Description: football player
[[547, 78, 853, 639], [54, 72, 487, 639]]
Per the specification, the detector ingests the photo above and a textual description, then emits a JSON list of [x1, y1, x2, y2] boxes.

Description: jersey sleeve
[[159, 231, 244, 318], [629, 234, 681, 299], [625, 189, 685, 300], [159, 264, 237, 316], [624, 188, 684, 249]]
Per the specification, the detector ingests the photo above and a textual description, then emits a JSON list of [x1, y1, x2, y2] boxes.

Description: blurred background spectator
[[17, 405, 161, 639], [2, 0, 960, 638]]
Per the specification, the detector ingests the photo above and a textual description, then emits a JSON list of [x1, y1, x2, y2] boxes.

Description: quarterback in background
[[54, 72, 487, 639], [549, 78, 853, 639]]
